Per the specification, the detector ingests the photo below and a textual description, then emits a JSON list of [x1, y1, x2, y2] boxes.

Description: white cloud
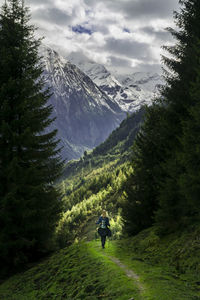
[[0, 0, 180, 74]]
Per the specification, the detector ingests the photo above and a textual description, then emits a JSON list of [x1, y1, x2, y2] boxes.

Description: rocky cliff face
[[41, 46, 125, 161]]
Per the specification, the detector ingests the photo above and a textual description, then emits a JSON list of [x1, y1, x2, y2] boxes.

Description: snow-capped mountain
[[68, 53, 163, 112], [41, 46, 125, 161], [68, 52, 120, 89], [115, 72, 163, 111], [39, 46, 163, 161]]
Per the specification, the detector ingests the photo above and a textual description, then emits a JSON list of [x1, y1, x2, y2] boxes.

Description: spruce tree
[[122, 0, 200, 234], [0, 0, 63, 275], [178, 42, 200, 224], [122, 103, 167, 235], [155, 0, 200, 230]]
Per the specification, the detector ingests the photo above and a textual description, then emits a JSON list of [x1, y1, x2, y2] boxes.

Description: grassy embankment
[[1, 225, 200, 300], [105, 225, 200, 300], [0, 241, 141, 300]]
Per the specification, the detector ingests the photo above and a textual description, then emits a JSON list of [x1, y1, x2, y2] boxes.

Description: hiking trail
[[106, 254, 144, 294]]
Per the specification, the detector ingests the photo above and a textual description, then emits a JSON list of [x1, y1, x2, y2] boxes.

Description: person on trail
[[96, 210, 111, 249]]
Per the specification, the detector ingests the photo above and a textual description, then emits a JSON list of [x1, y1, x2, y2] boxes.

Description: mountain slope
[[0, 242, 140, 300], [1, 238, 199, 300], [55, 108, 145, 247], [41, 46, 125, 161], [62, 107, 145, 179], [68, 52, 163, 113]]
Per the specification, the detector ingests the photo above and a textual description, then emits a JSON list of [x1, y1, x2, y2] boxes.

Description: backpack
[[106, 228, 112, 237]]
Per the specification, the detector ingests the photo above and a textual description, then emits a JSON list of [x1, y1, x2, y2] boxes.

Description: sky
[[1, 0, 180, 74]]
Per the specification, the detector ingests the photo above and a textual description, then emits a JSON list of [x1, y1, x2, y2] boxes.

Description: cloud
[[0, 0, 180, 74], [140, 26, 174, 42], [32, 7, 73, 25], [133, 62, 162, 73], [105, 37, 153, 61], [108, 56, 132, 67], [98, 0, 179, 20], [26, 0, 54, 6]]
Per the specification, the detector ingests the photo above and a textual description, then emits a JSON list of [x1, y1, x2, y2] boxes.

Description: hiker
[[96, 210, 111, 249]]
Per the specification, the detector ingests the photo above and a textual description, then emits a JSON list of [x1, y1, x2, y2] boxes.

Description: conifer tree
[[0, 0, 63, 275], [122, 103, 167, 234], [155, 0, 200, 230], [122, 0, 200, 234], [177, 42, 200, 224]]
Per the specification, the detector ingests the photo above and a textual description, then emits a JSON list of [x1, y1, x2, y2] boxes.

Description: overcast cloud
[[0, 0, 180, 74]]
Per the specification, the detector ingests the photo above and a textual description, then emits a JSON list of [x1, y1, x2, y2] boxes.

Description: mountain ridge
[[41, 46, 125, 161], [68, 51, 163, 113]]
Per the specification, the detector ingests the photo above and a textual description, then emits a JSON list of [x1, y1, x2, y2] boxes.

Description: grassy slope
[[0, 241, 141, 300], [0, 236, 199, 300], [106, 228, 200, 300]]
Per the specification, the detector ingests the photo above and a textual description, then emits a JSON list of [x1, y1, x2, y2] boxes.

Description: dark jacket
[[96, 216, 110, 228]]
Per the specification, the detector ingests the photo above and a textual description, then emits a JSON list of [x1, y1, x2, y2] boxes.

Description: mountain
[[116, 72, 163, 110], [41, 46, 125, 161], [68, 52, 163, 113], [40, 46, 162, 161], [62, 107, 145, 179]]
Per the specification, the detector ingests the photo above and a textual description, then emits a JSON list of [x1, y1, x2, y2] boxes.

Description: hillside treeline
[[56, 109, 145, 247]]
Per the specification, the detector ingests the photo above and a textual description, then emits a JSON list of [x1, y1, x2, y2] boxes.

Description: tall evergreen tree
[[0, 0, 63, 275], [122, 0, 200, 234], [122, 103, 168, 235], [178, 42, 200, 224], [155, 0, 200, 230]]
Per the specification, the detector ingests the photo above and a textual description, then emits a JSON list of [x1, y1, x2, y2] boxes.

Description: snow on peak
[[67, 52, 163, 112], [40, 45, 124, 113], [39, 45, 125, 160]]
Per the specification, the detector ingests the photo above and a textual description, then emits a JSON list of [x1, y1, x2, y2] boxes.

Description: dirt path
[[89, 241, 145, 297], [106, 254, 144, 294]]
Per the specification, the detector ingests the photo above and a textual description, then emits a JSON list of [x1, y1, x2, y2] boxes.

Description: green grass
[[1, 228, 200, 300], [0, 241, 141, 300], [97, 233, 200, 300]]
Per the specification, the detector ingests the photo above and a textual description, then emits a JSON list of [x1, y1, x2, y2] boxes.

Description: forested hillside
[[62, 107, 145, 178], [55, 108, 145, 247]]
